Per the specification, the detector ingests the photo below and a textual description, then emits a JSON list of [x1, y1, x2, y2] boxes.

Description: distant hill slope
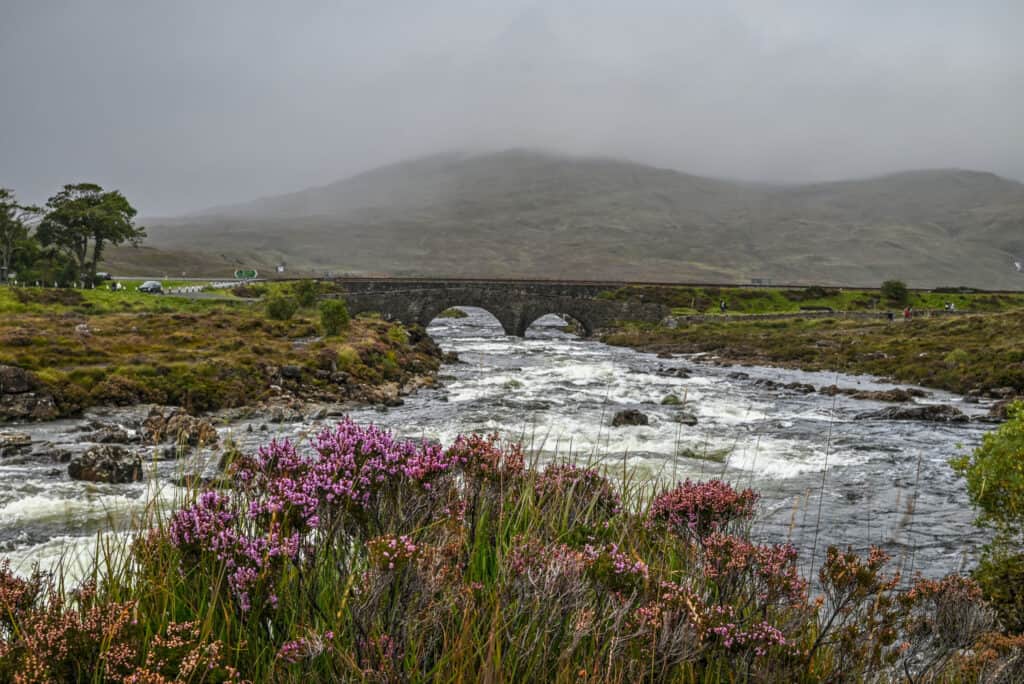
[[136, 150, 1024, 288]]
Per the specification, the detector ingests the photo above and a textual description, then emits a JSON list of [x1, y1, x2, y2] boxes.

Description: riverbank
[[0, 287, 443, 422], [603, 310, 1024, 400]]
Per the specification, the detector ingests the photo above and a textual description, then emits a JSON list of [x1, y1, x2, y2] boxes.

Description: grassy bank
[[600, 285, 1024, 316], [0, 286, 441, 418], [603, 311, 1024, 396], [1, 423, 1020, 681]]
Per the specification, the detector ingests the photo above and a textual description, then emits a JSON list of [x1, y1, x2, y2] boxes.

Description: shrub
[[265, 293, 299, 321], [880, 279, 909, 304], [292, 280, 320, 308], [952, 401, 1024, 631], [319, 299, 350, 336]]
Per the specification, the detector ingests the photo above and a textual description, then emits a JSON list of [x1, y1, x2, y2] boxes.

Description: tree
[[880, 279, 909, 304], [0, 188, 41, 282], [37, 183, 145, 283]]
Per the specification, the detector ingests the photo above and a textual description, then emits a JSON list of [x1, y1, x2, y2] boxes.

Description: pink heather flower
[[648, 479, 759, 539]]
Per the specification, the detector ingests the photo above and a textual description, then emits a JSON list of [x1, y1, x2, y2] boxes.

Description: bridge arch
[[416, 299, 519, 337], [522, 310, 594, 337]]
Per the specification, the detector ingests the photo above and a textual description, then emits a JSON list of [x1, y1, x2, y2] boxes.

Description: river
[[0, 308, 992, 580]]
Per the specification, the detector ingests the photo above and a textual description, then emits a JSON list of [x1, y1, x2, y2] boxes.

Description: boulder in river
[[672, 412, 699, 426], [142, 408, 219, 448], [661, 394, 682, 406], [854, 404, 969, 423], [611, 409, 649, 427], [68, 445, 143, 483], [0, 431, 33, 458], [87, 425, 138, 444], [988, 399, 1021, 421]]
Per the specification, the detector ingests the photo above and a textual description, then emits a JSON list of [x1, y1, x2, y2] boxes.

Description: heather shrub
[[647, 478, 759, 539], [319, 298, 349, 336]]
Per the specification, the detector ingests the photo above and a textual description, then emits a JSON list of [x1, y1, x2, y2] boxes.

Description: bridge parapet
[[324, 278, 667, 337]]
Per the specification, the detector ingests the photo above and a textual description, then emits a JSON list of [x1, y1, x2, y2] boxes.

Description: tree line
[[0, 183, 145, 285]]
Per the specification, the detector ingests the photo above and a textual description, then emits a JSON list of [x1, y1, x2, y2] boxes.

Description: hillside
[[131, 150, 1024, 288]]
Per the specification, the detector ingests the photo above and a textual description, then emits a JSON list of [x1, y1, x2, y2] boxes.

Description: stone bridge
[[323, 278, 669, 337]]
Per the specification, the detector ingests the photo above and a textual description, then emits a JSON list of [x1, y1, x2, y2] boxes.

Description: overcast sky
[[2, 0, 1022, 215]]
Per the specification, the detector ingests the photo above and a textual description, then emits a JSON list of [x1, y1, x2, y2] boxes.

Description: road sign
[[234, 269, 258, 280]]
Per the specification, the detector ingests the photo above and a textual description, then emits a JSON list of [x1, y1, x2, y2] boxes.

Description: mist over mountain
[[126, 150, 1024, 289]]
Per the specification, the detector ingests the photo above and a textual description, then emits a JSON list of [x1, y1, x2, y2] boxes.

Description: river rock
[[68, 445, 142, 483], [672, 412, 699, 426], [612, 409, 649, 427], [854, 404, 969, 423], [87, 425, 137, 444], [661, 394, 682, 406], [0, 431, 33, 457], [727, 371, 750, 380], [988, 399, 1021, 421], [280, 365, 303, 380], [819, 386, 926, 402], [142, 408, 219, 448]]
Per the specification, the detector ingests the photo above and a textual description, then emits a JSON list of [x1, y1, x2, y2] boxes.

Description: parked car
[[138, 281, 163, 294], [95, 271, 112, 281]]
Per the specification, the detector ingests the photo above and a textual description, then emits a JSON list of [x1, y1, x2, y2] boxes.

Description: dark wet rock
[[988, 399, 1021, 421], [46, 468, 62, 478], [142, 408, 219, 448], [657, 367, 691, 378], [0, 365, 35, 394], [87, 425, 137, 444], [820, 386, 927, 402], [783, 382, 816, 394], [661, 394, 682, 406], [656, 351, 674, 359], [726, 371, 750, 380], [0, 431, 32, 457], [280, 365, 302, 380], [854, 404, 969, 423], [0, 392, 58, 422], [68, 445, 142, 483], [988, 387, 1017, 399], [442, 351, 461, 364], [611, 409, 649, 427], [672, 412, 699, 426], [306, 406, 329, 421]]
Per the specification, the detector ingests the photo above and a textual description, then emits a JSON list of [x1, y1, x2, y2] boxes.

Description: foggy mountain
[[130, 150, 1024, 289]]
